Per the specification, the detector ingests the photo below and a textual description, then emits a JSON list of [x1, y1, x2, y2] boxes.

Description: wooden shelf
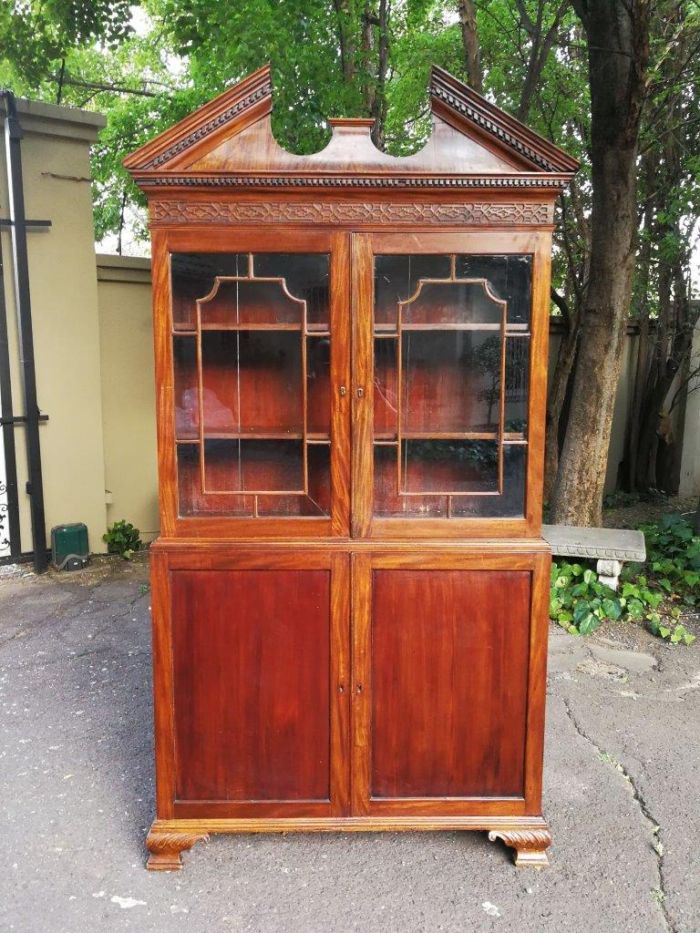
[[373, 323, 530, 335], [201, 323, 301, 331], [178, 432, 331, 443], [174, 327, 330, 336], [375, 431, 500, 442]]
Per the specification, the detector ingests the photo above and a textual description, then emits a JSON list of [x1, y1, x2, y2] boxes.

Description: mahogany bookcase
[[125, 65, 577, 871]]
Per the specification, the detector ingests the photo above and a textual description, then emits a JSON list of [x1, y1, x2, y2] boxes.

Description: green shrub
[[550, 513, 698, 645], [103, 520, 142, 560]]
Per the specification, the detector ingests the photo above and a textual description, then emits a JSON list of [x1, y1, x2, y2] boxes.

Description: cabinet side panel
[[371, 569, 530, 798], [171, 568, 331, 801]]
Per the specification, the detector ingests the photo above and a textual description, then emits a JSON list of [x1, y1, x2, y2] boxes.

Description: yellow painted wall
[[96, 255, 159, 541], [0, 99, 108, 554]]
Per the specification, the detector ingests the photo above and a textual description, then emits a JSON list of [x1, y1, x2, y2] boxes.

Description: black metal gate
[[0, 91, 51, 571]]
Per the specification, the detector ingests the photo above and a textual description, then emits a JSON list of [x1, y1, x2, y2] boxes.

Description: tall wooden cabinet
[[125, 65, 577, 871]]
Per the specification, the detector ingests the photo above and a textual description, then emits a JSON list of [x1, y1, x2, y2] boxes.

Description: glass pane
[[374, 338, 398, 439], [402, 331, 500, 434], [173, 335, 198, 440], [402, 440, 498, 494], [254, 254, 329, 329], [402, 281, 503, 327], [201, 331, 302, 435], [374, 445, 446, 518], [200, 280, 303, 327], [172, 252, 332, 520], [204, 439, 303, 492], [455, 255, 532, 327], [374, 255, 450, 329], [307, 335, 331, 436], [372, 252, 531, 521], [451, 445, 527, 518], [505, 337, 529, 435], [171, 253, 247, 330], [177, 443, 254, 516]]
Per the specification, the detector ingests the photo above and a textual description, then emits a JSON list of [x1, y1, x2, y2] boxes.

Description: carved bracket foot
[[488, 828, 552, 868], [146, 825, 209, 871]]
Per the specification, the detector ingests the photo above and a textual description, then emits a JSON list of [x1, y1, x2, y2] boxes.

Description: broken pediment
[[125, 64, 578, 192]]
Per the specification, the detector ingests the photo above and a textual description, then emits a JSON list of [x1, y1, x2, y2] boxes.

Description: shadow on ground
[[1, 555, 698, 932]]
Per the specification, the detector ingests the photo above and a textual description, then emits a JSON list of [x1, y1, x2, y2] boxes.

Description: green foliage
[[550, 562, 623, 637], [0, 0, 133, 87], [103, 520, 142, 560], [550, 514, 699, 645]]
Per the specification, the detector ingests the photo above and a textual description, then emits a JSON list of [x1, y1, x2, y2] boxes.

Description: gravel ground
[[1, 554, 699, 933]]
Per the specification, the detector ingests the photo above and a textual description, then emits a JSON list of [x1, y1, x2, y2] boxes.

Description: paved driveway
[[1, 556, 698, 932]]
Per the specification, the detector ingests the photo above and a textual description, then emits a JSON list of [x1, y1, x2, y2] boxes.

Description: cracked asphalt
[[1, 554, 699, 933]]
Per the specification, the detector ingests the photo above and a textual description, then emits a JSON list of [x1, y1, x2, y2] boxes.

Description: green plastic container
[[51, 523, 90, 571]]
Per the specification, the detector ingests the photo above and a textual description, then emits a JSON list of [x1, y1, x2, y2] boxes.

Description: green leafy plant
[[103, 520, 142, 560], [550, 562, 623, 636], [550, 514, 698, 645]]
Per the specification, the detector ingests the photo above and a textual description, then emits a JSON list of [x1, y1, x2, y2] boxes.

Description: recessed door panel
[[170, 563, 348, 816], [352, 556, 533, 815]]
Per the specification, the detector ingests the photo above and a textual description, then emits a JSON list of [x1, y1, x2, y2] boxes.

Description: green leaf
[[627, 598, 645, 619], [602, 598, 623, 620], [583, 569, 596, 585], [578, 612, 602, 635]]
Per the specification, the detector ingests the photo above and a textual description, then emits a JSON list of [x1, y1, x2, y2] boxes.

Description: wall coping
[[0, 97, 106, 144], [96, 253, 151, 284]]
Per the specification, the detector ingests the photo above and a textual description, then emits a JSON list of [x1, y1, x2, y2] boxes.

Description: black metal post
[[2, 92, 48, 572], [0, 233, 21, 558]]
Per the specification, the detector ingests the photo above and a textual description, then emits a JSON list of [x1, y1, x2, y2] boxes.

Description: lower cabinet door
[[351, 552, 547, 817], [159, 551, 350, 818]]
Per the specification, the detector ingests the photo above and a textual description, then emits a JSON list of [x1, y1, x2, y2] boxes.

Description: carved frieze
[[151, 199, 553, 226]]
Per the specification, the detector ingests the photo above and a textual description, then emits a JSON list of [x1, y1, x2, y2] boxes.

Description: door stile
[[522, 549, 551, 811], [350, 551, 372, 814], [330, 551, 352, 814], [351, 234, 374, 538], [524, 234, 552, 536], [330, 232, 352, 537]]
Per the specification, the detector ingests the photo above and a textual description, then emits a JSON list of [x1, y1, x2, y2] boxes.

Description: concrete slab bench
[[542, 524, 646, 591]]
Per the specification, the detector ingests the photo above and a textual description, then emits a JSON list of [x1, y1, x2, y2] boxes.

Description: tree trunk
[[333, 0, 357, 82], [371, 0, 390, 149], [515, 1, 568, 123], [550, 0, 650, 526], [457, 0, 482, 92], [543, 318, 580, 503]]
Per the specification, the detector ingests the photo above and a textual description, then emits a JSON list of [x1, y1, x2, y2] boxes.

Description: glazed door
[[351, 230, 549, 538], [159, 228, 351, 537], [351, 552, 548, 817], [155, 550, 350, 819]]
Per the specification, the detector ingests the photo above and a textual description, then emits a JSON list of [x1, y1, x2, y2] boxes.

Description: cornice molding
[[429, 67, 579, 175], [431, 86, 553, 172], [150, 200, 553, 226], [140, 174, 568, 191], [144, 81, 272, 170]]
